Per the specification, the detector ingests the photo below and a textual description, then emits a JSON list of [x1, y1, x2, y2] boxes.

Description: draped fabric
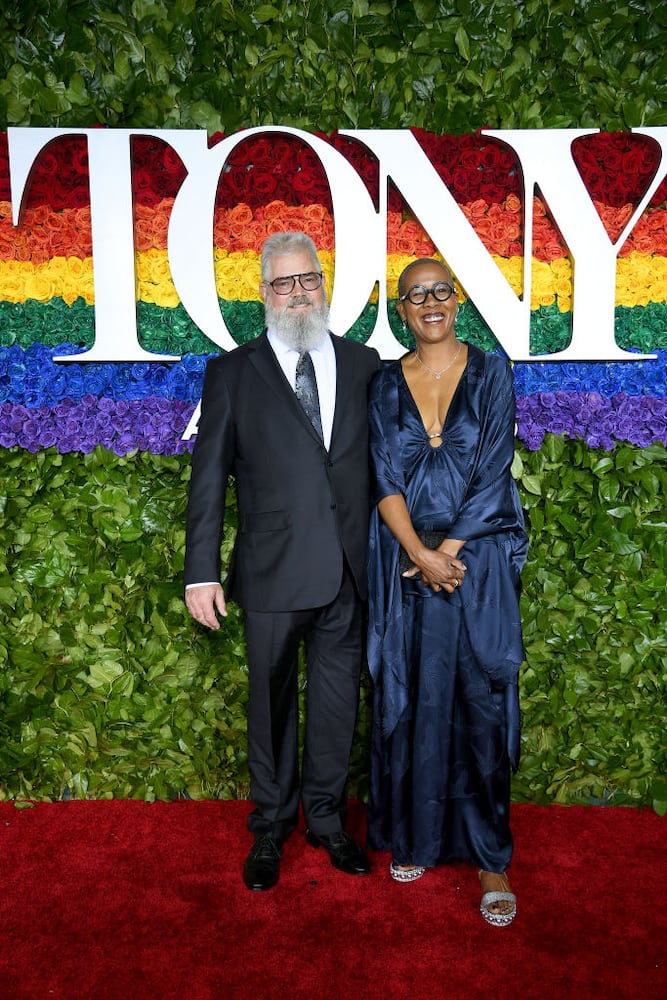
[[366, 345, 528, 869]]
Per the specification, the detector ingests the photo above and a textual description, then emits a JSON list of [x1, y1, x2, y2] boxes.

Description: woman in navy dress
[[366, 258, 528, 926]]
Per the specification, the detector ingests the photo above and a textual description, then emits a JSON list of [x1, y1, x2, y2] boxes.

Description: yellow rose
[[145, 249, 173, 285], [48, 256, 70, 281], [79, 273, 95, 305], [497, 256, 523, 296], [554, 276, 572, 296], [386, 254, 416, 299], [24, 270, 56, 302], [0, 260, 27, 301], [157, 286, 181, 308], [550, 257, 572, 279]]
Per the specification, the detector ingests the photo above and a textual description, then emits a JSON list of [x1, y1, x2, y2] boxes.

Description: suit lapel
[[248, 331, 323, 443]]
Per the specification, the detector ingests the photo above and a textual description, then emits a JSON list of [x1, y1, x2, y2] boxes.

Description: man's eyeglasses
[[399, 281, 456, 305], [267, 272, 324, 295]]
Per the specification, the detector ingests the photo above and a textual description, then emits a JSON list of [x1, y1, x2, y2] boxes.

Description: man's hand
[[185, 583, 227, 629]]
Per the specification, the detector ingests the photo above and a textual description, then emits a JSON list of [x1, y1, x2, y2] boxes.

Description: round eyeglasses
[[267, 271, 324, 295], [399, 281, 456, 306]]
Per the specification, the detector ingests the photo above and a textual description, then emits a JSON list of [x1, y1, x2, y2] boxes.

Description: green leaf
[[252, 5, 281, 23], [454, 25, 470, 61], [520, 474, 543, 495]]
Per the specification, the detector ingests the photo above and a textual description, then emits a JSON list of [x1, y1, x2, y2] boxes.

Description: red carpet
[[0, 800, 663, 999]]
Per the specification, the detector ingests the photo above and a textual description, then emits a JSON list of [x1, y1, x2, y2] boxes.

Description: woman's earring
[[401, 320, 407, 332]]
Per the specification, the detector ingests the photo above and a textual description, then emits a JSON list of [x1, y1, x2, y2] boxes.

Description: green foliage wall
[[1, 443, 665, 809], [0, 2, 665, 807], [1, 1, 665, 133]]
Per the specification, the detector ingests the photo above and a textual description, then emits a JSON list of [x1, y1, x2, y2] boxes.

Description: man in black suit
[[184, 230, 381, 890]]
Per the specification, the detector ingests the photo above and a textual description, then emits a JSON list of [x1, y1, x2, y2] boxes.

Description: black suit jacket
[[184, 332, 381, 612]]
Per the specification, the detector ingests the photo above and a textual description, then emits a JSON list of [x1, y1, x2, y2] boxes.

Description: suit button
[[330, 503, 337, 510]]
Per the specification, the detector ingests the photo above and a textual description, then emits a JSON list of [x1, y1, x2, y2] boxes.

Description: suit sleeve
[[183, 359, 235, 587]]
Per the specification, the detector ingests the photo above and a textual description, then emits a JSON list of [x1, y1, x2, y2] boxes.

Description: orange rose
[[214, 221, 231, 250], [543, 240, 566, 262], [301, 219, 327, 243], [505, 193, 521, 214], [387, 212, 403, 237], [134, 219, 155, 252], [303, 204, 328, 222], [44, 212, 66, 231], [473, 218, 492, 239], [652, 231, 667, 255], [30, 247, 51, 267], [468, 199, 488, 218], [228, 203, 254, 236], [134, 203, 154, 221], [400, 220, 428, 241], [318, 231, 334, 252], [265, 217, 289, 235], [490, 224, 511, 255], [616, 204, 635, 229], [74, 207, 92, 230], [244, 221, 268, 253], [30, 205, 52, 225], [532, 196, 547, 218], [261, 201, 287, 220], [0, 234, 16, 258], [394, 238, 418, 255], [47, 230, 70, 254], [151, 225, 168, 251], [633, 236, 657, 254]]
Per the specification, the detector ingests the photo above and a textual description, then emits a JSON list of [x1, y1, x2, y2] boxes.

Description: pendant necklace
[[414, 340, 462, 380]]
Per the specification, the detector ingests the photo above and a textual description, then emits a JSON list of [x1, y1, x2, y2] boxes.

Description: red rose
[[249, 171, 279, 198]]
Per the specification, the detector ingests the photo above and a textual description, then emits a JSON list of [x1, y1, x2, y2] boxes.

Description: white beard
[[266, 296, 330, 351]]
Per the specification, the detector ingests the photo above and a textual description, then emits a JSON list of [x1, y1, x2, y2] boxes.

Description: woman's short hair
[[398, 257, 452, 297]]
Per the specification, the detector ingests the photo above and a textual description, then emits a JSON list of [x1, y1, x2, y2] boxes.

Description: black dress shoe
[[305, 829, 371, 875], [243, 835, 282, 891]]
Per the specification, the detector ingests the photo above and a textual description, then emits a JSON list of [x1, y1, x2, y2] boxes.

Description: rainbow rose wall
[[0, 126, 665, 810]]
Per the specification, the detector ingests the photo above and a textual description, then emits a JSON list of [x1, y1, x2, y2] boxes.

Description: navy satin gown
[[366, 345, 528, 871]]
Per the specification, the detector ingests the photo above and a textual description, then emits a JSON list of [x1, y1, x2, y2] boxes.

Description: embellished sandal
[[390, 861, 426, 882], [478, 870, 517, 926]]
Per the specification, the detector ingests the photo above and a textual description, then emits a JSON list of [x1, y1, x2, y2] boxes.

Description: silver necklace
[[414, 341, 461, 380]]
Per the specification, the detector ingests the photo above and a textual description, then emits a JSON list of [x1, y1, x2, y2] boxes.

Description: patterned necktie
[[295, 351, 323, 441]]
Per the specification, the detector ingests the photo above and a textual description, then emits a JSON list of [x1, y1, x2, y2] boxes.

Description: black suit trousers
[[243, 566, 363, 841]]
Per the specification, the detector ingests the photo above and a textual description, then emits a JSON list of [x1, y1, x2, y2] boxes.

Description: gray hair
[[261, 231, 321, 281]]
